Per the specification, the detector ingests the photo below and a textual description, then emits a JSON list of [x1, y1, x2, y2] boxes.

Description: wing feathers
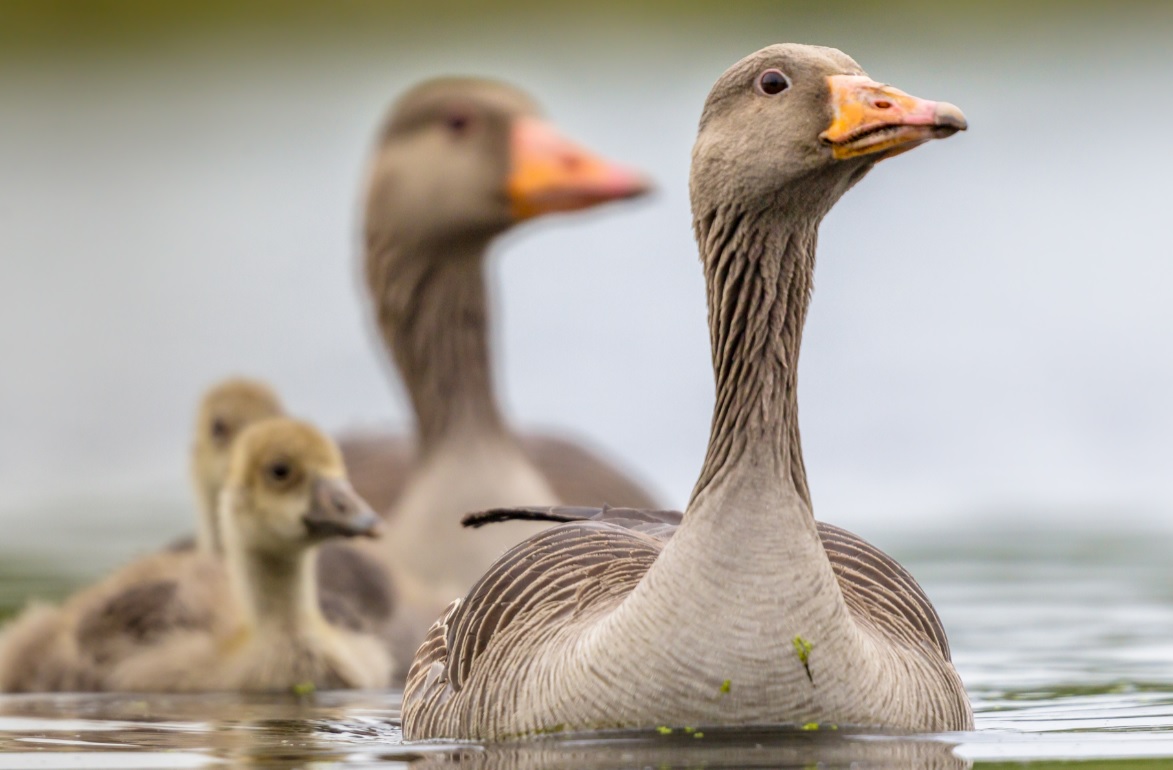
[[404, 505, 953, 731]]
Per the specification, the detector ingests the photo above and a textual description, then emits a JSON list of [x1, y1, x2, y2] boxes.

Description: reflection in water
[[0, 691, 399, 768], [2, 527, 1173, 766], [397, 729, 968, 770], [1, 2, 1172, 768], [3, 678, 1173, 768], [0, 692, 970, 769]]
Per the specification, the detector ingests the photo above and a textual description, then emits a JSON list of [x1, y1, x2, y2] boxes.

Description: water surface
[[2, 4, 1172, 768], [3, 522, 1171, 768]]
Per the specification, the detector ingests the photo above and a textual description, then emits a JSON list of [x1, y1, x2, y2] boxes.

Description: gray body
[[401, 44, 972, 739]]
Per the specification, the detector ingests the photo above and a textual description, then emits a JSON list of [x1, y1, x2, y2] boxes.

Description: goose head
[[190, 378, 286, 552], [221, 419, 380, 556], [364, 77, 650, 255], [691, 43, 966, 220]]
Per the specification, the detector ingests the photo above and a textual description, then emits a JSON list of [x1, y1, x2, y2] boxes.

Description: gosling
[[106, 418, 396, 692]]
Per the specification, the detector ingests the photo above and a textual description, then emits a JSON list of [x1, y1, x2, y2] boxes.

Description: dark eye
[[266, 460, 293, 484], [757, 69, 790, 96], [210, 418, 231, 444], [445, 112, 473, 136]]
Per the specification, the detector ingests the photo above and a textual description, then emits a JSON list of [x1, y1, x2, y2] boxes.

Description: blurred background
[[2, 0, 1172, 589]]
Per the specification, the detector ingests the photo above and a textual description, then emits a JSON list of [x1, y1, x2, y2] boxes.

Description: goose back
[[341, 433, 659, 516], [404, 506, 953, 731], [104, 419, 398, 692]]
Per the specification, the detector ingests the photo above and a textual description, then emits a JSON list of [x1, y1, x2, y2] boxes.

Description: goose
[[0, 379, 280, 692], [401, 44, 971, 739], [189, 378, 285, 553], [106, 418, 395, 691], [188, 379, 399, 645], [0, 380, 403, 691], [342, 78, 658, 617]]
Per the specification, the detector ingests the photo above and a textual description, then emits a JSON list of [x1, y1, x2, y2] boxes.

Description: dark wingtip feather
[[460, 506, 601, 529]]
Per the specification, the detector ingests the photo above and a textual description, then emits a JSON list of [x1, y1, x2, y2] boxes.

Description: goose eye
[[210, 418, 231, 444], [445, 112, 473, 136], [266, 460, 293, 485], [757, 69, 790, 96]]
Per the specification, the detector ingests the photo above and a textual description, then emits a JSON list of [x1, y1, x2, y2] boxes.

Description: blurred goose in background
[[190, 379, 400, 648], [339, 79, 657, 619], [401, 44, 972, 740], [189, 378, 285, 553], [0, 380, 404, 692], [0, 552, 217, 692], [0, 379, 279, 692], [106, 418, 394, 691]]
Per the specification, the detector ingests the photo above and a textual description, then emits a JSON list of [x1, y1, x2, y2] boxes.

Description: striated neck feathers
[[690, 197, 821, 510], [365, 233, 507, 453]]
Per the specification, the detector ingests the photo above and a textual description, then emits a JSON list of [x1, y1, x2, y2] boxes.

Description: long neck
[[564, 193, 854, 718], [689, 199, 817, 514], [226, 539, 323, 635], [194, 483, 219, 555], [365, 234, 508, 453], [555, 188, 969, 729], [192, 467, 223, 556]]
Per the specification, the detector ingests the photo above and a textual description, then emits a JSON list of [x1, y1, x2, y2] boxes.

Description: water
[[3, 522, 1171, 768], [3, 4, 1173, 767]]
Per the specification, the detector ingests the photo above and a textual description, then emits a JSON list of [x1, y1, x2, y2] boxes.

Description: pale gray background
[[2, 4, 1171, 565]]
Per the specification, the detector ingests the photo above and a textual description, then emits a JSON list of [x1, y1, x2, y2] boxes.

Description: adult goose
[[342, 78, 657, 613], [107, 418, 395, 691], [401, 44, 971, 739]]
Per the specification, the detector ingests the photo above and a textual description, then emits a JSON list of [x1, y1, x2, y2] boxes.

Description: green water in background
[[0, 495, 188, 624]]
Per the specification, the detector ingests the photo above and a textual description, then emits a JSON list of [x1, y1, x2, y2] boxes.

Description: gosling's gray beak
[[303, 477, 381, 539]]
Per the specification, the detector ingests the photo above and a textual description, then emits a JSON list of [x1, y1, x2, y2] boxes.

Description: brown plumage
[[0, 380, 405, 692], [344, 78, 658, 627], [103, 419, 396, 692], [460, 506, 952, 660], [402, 44, 971, 740], [187, 380, 400, 650], [0, 546, 224, 692], [0, 377, 275, 692]]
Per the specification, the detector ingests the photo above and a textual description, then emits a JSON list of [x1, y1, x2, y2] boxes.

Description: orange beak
[[507, 117, 651, 221], [820, 75, 967, 161]]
